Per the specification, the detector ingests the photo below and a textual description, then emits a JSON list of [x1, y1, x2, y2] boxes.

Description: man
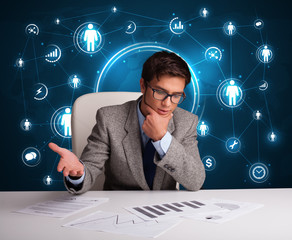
[[49, 51, 205, 194]]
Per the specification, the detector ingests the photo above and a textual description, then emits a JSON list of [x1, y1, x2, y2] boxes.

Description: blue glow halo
[[95, 42, 200, 114]]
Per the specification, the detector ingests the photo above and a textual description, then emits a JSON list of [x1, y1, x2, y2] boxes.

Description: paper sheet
[[14, 195, 109, 218], [184, 198, 264, 224], [124, 199, 220, 221], [63, 210, 182, 238]]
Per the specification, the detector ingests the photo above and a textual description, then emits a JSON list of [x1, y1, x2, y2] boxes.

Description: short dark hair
[[141, 51, 191, 87]]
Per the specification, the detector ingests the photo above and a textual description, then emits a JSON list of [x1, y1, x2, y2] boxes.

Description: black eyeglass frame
[[145, 83, 186, 104]]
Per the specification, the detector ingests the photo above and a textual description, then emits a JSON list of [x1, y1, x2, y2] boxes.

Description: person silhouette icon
[[226, 80, 240, 106], [84, 24, 98, 52], [262, 45, 272, 63], [61, 108, 72, 136]]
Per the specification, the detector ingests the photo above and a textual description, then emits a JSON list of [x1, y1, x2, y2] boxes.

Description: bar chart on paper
[[125, 199, 219, 221]]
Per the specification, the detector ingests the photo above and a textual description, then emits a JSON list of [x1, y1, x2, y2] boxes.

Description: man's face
[[139, 75, 185, 117]]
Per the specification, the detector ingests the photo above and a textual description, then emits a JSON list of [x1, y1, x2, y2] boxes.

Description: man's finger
[[69, 170, 77, 176], [48, 142, 65, 156], [57, 158, 65, 172], [63, 167, 70, 177]]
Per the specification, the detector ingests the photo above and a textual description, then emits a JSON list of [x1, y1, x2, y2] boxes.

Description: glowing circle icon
[[254, 19, 264, 30], [51, 106, 72, 138], [68, 74, 81, 89], [259, 80, 268, 91], [25, 24, 39, 37], [226, 137, 241, 153], [33, 83, 48, 101], [205, 47, 222, 62], [223, 21, 237, 36], [197, 121, 210, 137], [253, 110, 262, 120], [20, 118, 32, 131], [54, 18, 60, 25], [202, 156, 216, 171], [16, 58, 24, 68], [111, 6, 117, 13], [256, 45, 273, 63], [199, 8, 209, 18], [125, 21, 136, 34], [249, 163, 269, 183], [169, 17, 185, 35], [268, 131, 277, 142], [22, 147, 41, 167], [73, 22, 104, 54], [44, 44, 61, 63], [43, 175, 53, 185], [217, 78, 244, 108]]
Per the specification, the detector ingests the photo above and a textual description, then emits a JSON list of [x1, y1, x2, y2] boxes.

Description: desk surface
[[1, 189, 291, 240]]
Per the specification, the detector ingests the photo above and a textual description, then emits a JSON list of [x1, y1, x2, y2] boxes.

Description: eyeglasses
[[146, 84, 186, 104]]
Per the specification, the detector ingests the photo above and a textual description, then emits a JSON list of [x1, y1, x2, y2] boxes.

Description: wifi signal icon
[[45, 44, 61, 63]]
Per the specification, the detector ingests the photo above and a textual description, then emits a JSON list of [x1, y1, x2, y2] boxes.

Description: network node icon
[[217, 78, 244, 108], [169, 17, 185, 35], [22, 147, 41, 167], [225, 137, 241, 153], [125, 21, 137, 34], [54, 18, 61, 25], [249, 163, 269, 183], [111, 6, 117, 13], [199, 8, 209, 18], [68, 74, 81, 89], [254, 19, 264, 30], [20, 118, 32, 131], [253, 110, 262, 120], [16, 58, 24, 68], [73, 22, 104, 54], [44, 44, 62, 63], [197, 121, 210, 137], [43, 175, 53, 185], [256, 45, 273, 63], [50, 106, 72, 138], [205, 47, 222, 62], [258, 80, 269, 91], [33, 83, 48, 101], [268, 131, 277, 142], [202, 156, 216, 171], [25, 24, 39, 37], [223, 21, 237, 36]]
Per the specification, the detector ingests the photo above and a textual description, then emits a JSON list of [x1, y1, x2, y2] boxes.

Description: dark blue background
[[1, 0, 291, 190]]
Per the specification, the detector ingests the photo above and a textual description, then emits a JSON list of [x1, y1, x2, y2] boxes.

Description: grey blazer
[[66, 97, 205, 193]]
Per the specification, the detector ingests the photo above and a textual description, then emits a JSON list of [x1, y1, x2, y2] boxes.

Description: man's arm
[[142, 105, 205, 191], [66, 107, 110, 194], [154, 114, 205, 191]]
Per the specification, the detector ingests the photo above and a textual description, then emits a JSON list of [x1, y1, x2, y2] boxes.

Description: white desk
[[0, 189, 291, 240]]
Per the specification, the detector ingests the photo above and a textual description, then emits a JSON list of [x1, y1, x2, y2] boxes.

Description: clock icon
[[249, 163, 269, 183]]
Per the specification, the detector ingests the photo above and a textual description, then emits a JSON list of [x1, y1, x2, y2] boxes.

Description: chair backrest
[[71, 91, 142, 158]]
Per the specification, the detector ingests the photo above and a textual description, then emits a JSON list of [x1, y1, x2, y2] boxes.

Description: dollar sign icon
[[206, 158, 212, 168], [202, 156, 216, 171]]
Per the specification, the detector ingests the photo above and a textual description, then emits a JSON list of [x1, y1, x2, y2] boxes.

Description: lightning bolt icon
[[36, 87, 43, 96], [127, 24, 132, 30]]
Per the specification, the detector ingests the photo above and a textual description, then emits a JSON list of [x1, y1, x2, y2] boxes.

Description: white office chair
[[71, 91, 142, 190]]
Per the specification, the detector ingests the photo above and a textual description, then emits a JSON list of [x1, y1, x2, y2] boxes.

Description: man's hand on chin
[[142, 104, 173, 141]]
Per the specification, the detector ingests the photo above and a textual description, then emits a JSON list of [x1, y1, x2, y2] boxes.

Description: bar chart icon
[[44, 44, 61, 63], [169, 17, 185, 35]]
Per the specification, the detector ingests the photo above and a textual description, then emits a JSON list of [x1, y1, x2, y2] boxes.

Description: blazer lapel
[[122, 99, 150, 190]]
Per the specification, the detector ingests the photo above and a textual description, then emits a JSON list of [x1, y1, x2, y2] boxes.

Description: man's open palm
[[48, 142, 84, 177]]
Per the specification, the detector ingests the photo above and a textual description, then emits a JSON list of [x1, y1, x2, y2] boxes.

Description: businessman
[[49, 51, 205, 194]]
